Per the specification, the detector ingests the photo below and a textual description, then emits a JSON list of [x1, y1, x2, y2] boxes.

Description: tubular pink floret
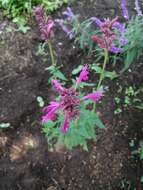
[[83, 90, 103, 102], [52, 79, 64, 93], [61, 113, 70, 133], [76, 64, 89, 86], [42, 101, 61, 122]]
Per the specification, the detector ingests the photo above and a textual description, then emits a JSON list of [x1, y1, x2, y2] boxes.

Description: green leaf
[[43, 120, 55, 130], [91, 65, 117, 79], [78, 126, 91, 139], [72, 65, 83, 75], [94, 114, 105, 129], [54, 69, 67, 81], [79, 81, 95, 88]]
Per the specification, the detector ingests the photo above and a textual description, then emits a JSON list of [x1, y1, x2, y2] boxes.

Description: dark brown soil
[[0, 0, 143, 190]]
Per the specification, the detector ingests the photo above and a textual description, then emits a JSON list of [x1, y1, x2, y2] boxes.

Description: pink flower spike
[[61, 114, 70, 133], [76, 64, 89, 86], [52, 79, 64, 93], [42, 101, 61, 122], [83, 91, 103, 102]]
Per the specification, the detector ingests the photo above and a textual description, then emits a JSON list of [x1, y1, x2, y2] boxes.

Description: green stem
[[48, 40, 56, 67], [74, 118, 78, 128], [93, 99, 96, 113], [93, 49, 108, 113], [97, 48, 108, 89]]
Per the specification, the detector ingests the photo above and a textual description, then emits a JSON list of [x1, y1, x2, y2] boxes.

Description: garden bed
[[0, 0, 143, 189]]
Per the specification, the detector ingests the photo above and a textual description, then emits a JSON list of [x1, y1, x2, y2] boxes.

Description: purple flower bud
[[55, 19, 74, 39], [110, 45, 123, 53], [135, 0, 143, 16], [91, 17, 103, 26], [63, 7, 74, 20], [120, 37, 128, 45], [120, 0, 129, 20], [113, 22, 126, 33]]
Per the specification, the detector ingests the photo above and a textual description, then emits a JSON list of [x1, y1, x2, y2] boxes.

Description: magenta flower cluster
[[33, 6, 54, 41], [42, 65, 103, 133]]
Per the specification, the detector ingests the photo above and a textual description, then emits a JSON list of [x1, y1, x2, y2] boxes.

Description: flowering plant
[[42, 65, 104, 150]]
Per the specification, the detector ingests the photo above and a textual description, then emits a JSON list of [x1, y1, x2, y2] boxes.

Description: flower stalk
[[47, 40, 56, 67], [97, 48, 108, 89]]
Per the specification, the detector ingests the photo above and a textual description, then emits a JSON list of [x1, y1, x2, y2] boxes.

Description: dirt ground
[[0, 0, 143, 190]]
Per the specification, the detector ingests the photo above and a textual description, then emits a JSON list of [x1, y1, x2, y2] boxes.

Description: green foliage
[[130, 140, 143, 160], [65, 15, 96, 51], [42, 102, 104, 150], [13, 17, 30, 33], [0, 0, 70, 33], [91, 64, 118, 80], [42, 0, 69, 12], [46, 65, 67, 82], [114, 85, 143, 114], [72, 18, 95, 51], [0, 0, 69, 17], [122, 16, 143, 72]]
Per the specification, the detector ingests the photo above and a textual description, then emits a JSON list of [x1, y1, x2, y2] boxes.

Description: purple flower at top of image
[[55, 7, 75, 39], [135, 0, 143, 16], [63, 7, 74, 20], [55, 19, 74, 39], [120, 0, 129, 20], [42, 65, 103, 133], [33, 6, 54, 41]]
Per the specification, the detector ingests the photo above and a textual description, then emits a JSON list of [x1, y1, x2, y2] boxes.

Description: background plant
[[0, 0, 71, 32], [121, 15, 143, 72]]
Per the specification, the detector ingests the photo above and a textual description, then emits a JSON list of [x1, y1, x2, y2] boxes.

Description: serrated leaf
[[72, 65, 83, 75], [94, 114, 105, 129], [43, 120, 55, 128], [54, 70, 67, 81]]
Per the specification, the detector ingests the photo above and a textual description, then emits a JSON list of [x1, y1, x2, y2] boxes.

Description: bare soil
[[0, 0, 143, 190]]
